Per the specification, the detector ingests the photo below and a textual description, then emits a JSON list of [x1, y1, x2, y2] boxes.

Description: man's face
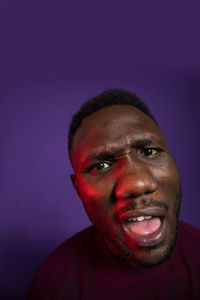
[[70, 105, 181, 266]]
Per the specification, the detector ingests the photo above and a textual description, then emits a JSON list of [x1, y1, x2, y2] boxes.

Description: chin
[[118, 223, 178, 267]]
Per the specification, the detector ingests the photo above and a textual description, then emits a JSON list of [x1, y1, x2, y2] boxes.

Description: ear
[[70, 174, 80, 197]]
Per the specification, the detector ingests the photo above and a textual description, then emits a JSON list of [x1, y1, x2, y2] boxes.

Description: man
[[28, 89, 200, 299]]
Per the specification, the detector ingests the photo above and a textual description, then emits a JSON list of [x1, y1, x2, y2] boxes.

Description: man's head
[[68, 89, 181, 267], [68, 89, 157, 156]]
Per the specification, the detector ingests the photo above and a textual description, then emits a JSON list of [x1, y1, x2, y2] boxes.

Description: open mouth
[[120, 208, 166, 247]]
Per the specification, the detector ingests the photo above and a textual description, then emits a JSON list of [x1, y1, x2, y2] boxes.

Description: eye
[[87, 161, 112, 175], [139, 148, 160, 157], [94, 162, 110, 170]]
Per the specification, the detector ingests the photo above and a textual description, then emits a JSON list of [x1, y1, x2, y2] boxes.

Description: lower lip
[[122, 217, 166, 247]]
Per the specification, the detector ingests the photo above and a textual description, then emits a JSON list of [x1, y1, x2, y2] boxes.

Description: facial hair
[[104, 185, 182, 267]]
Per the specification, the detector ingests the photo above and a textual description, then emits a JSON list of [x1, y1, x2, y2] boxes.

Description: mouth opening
[[124, 216, 164, 237]]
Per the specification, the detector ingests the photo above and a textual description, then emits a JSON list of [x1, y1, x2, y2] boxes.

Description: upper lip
[[119, 208, 166, 223]]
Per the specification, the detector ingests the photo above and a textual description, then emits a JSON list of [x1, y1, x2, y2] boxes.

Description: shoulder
[[51, 225, 95, 258], [178, 220, 200, 259], [28, 226, 95, 299], [41, 225, 95, 268], [178, 220, 200, 240]]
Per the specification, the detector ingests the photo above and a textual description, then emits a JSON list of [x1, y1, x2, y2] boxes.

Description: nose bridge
[[114, 158, 158, 199]]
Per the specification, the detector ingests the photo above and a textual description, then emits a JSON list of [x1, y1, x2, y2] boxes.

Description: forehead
[[71, 105, 165, 164]]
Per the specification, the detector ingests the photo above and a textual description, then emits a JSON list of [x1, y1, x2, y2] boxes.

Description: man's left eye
[[140, 148, 159, 157]]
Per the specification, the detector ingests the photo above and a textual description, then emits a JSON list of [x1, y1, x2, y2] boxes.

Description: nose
[[114, 161, 158, 200]]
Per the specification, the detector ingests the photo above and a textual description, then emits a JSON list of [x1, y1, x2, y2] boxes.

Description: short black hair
[[68, 89, 157, 157]]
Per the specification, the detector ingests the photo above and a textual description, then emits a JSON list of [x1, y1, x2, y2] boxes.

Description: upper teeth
[[127, 215, 152, 222]]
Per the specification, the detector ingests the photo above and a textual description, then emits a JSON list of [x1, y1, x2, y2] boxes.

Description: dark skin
[[70, 105, 181, 266]]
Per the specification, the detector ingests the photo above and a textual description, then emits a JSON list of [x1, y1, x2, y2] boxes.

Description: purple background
[[1, 1, 200, 299]]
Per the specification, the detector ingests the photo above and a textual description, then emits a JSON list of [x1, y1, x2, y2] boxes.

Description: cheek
[[153, 162, 181, 215], [77, 177, 115, 228], [78, 178, 105, 200], [153, 159, 180, 188], [76, 176, 113, 209]]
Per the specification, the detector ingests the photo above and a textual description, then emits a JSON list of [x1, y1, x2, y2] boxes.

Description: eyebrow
[[86, 137, 153, 162], [132, 137, 153, 148]]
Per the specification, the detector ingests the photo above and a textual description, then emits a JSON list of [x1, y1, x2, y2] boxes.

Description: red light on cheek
[[78, 182, 103, 199]]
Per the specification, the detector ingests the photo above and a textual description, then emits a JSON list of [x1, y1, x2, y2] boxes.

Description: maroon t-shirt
[[28, 221, 200, 299]]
